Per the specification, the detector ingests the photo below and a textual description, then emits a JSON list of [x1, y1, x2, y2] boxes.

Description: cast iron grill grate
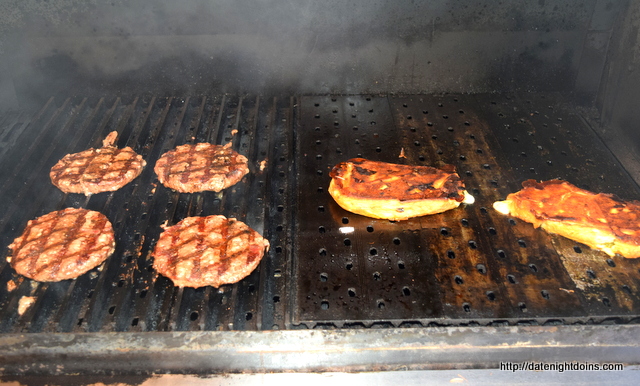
[[0, 93, 639, 333]]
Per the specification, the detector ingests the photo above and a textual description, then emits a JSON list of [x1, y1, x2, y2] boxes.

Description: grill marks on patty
[[50, 131, 146, 195], [154, 143, 249, 193], [7, 208, 115, 282], [152, 215, 269, 288]]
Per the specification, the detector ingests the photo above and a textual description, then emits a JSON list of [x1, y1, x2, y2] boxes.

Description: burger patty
[[493, 179, 640, 258], [328, 158, 475, 221], [50, 131, 146, 195], [7, 208, 115, 282], [152, 215, 269, 288], [154, 143, 249, 193]]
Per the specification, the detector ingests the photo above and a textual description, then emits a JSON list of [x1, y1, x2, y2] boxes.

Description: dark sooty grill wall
[[2, 0, 640, 376]]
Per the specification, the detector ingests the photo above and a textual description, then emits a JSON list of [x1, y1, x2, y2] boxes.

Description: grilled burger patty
[[329, 158, 474, 221], [152, 215, 269, 288], [50, 131, 146, 195], [7, 208, 115, 281], [493, 179, 640, 258], [154, 143, 249, 193]]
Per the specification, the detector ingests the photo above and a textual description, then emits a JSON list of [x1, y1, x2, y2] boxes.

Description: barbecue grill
[[1, 0, 640, 383]]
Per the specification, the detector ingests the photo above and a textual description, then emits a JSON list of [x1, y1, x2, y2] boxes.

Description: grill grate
[[0, 95, 293, 332], [293, 94, 640, 327], [0, 93, 640, 333]]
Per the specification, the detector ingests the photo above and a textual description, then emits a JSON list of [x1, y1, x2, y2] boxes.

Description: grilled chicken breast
[[152, 215, 269, 288], [7, 208, 115, 281], [154, 143, 249, 193], [493, 179, 640, 258], [50, 131, 146, 195], [328, 158, 474, 221]]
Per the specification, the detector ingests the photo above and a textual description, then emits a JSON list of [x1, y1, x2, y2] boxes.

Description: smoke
[[0, 0, 599, 108]]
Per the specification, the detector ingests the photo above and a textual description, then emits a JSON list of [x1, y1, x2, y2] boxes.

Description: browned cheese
[[328, 158, 473, 221], [494, 179, 640, 258]]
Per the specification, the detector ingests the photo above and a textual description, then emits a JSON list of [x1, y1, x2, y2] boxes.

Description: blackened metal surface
[[293, 94, 640, 327], [1, 93, 640, 335], [0, 95, 293, 333]]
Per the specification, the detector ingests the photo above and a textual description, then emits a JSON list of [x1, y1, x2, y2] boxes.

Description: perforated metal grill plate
[[293, 94, 640, 327]]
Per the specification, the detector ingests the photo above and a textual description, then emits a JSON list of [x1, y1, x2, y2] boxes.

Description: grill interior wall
[[4, 1, 640, 172], [0, 0, 626, 107]]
